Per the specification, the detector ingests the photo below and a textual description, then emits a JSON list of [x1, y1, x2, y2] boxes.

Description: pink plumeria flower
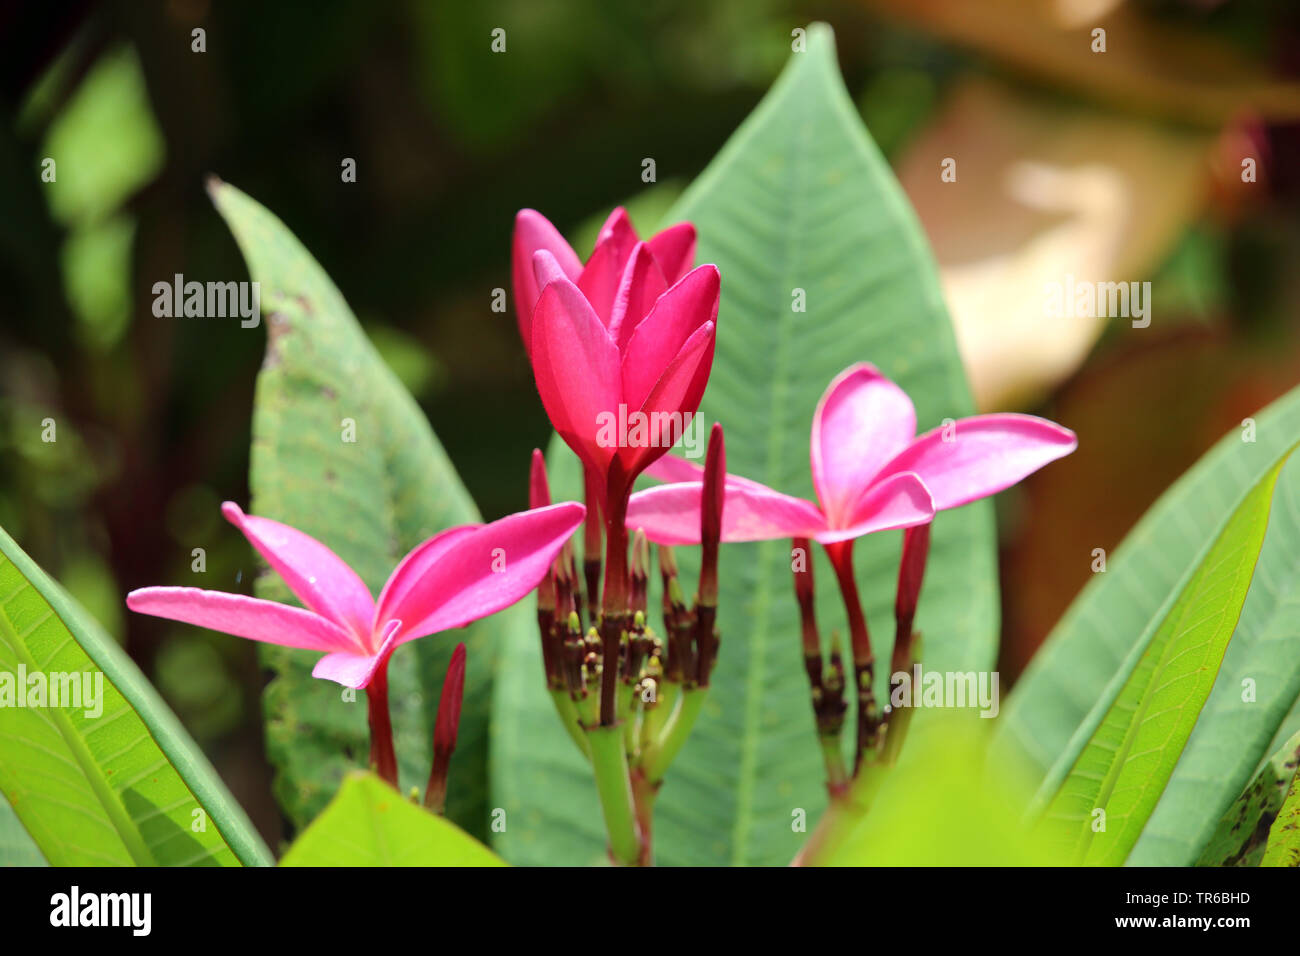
[[525, 229, 720, 499], [127, 500, 586, 689], [626, 363, 1077, 545], [512, 206, 698, 356]]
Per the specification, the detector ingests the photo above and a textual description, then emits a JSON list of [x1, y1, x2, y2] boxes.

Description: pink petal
[[385, 502, 586, 641], [375, 525, 481, 633], [644, 453, 706, 484], [814, 471, 935, 544], [512, 209, 582, 354], [810, 363, 917, 527], [621, 265, 720, 411], [578, 208, 639, 325], [871, 413, 1078, 511], [126, 587, 358, 653], [644, 453, 774, 495], [530, 275, 623, 475], [311, 620, 402, 689], [531, 247, 571, 296], [594, 206, 635, 246], [619, 320, 716, 479], [607, 242, 668, 353], [221, 502, 373, 641], [647, 222, 697, 283], [627, 481, 826, 545]]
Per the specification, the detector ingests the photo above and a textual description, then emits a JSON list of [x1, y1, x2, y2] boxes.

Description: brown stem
[[366, 662, 398, 787], [599, 467, 631, 726], [825, 541, 878, 771], [630, 769, 658, 866], [583, 465, 604, 620]]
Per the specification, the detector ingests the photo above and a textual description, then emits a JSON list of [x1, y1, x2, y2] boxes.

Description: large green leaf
[[1195, 729, 1300, 866], [280, 772, 504, 866], [997, 385, 1300, 865], [490, 23, 997, 866], [0, 524, 271, 866], [1037, 450, 1291, 865], [210, 182, 515, 839]]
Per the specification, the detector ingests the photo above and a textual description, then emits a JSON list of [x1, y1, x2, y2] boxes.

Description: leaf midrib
[[711, 63, 813, 868]]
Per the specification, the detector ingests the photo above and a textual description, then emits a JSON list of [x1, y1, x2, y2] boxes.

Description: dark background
[[2, 0, 1298, 848]]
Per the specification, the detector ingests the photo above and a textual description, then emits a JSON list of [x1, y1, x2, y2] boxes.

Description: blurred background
[[2, 0, 1298, 846]]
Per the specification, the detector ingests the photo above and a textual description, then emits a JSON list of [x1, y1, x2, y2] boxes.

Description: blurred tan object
[[866, 0, 1300, 125], [896, 79, 1214, 408]]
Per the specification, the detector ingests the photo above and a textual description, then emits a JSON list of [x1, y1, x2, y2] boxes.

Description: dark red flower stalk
[[425, 642, 467, 815], [892, 522, 931, 675], [693, 424, 725, 684]]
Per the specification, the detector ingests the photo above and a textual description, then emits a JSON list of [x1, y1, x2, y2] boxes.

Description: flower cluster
[[125, 203, 1075, 865]]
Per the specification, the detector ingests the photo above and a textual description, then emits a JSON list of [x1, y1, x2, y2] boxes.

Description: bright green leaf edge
[[1037, 447, 1295, 865], [280, 771, 505, 866], [0, 524, 272, 866], [997, 383, 1300, 866]]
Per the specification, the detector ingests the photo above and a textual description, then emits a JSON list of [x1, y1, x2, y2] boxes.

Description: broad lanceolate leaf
[[997, 385, 1300, 865], [1195, 729, 1300, 866], [0, 525, 271, 866], [1037, 450, 1293, 865], [280, 772, 505, 866], [490, 23, 997, 866], [211, 182, 516, 838]]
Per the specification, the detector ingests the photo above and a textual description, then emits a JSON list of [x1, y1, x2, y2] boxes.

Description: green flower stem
[[549, 689, 590, 759], [586, 725, 642, 865], [630, 769, 658, 867], [791, 758, 894, 866], [819, 732, 850, 799], [642, 679, 679, 750], [879, 700, 914, 766], [641, 687, 706, 784], [618, 683, 639, 758]]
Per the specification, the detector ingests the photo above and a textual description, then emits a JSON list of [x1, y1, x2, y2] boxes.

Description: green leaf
[[1261, 751, 1300, 867], [490, 22, 997, 866], [1037, 449, 1294, 865], [280, 772, 505, 866], [996, 385, 1300, 865], [209, 181, 515, 839], [810, 715, 1060, 866], [1195, 729, 1300, 866], [0, 524, 271, 866]]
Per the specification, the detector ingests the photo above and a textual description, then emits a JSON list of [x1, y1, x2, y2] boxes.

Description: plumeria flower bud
[[893, 523, 931, 672], [512, 207, 697, 356], [425, 642, 467, 814], [698, 422, 726, 609]]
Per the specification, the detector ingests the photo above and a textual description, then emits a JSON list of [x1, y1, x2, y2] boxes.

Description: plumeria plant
[[3, 24, 1300, 872]]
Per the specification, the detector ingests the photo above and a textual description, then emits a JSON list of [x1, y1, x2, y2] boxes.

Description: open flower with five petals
[[127, 500, 586, 688], [625, 362, 1076, 545]]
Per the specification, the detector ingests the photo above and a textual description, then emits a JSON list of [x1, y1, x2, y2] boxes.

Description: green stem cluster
[[534, 457, 723, 866]]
